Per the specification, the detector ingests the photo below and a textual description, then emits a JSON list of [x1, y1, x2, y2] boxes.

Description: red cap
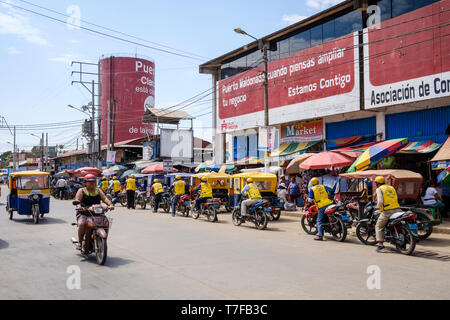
[[84, 174, 97, 182]]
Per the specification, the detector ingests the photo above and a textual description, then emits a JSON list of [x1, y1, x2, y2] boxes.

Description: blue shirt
[[241, 185, 250, 194], [288, 182, 300, 195]]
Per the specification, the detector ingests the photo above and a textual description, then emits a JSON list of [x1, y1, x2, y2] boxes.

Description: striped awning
[[398, 140, 442, 154], [270, 141, 320, 160]]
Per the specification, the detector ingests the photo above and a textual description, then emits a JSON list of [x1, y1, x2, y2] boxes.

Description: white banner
[[106, 151, 116, 164]]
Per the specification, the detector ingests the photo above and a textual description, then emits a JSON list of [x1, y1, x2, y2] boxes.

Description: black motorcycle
[[232, 194, 269, 230], [355, 203, 417, 255]]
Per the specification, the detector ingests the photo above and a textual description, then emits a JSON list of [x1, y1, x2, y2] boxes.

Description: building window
[[290, 30, 310, 54], [376, 0, 392, 21], [323, 20, 336, 43], [334, 10, 362, 38], [279, 38, 290, 59], [310, 25, 323, 47], [392, 0, 414, 17]]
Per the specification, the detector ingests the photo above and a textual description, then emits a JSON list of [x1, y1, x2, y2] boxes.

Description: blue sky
[[0, 0, 341, 153]]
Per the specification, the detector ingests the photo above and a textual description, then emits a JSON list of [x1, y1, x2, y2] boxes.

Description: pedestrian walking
[[55, 177, 68, 200], [288, 177, 301, 209], [126, 174, 137, 209]]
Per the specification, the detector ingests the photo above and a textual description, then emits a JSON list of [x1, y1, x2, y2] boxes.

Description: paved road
[[0, 184, 449, 300]]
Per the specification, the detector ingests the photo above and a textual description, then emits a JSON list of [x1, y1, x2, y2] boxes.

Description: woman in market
[[288, 177, 301, 209], [422, 180, 446, 217]]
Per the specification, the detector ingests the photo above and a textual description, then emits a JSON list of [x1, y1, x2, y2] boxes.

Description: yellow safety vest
[[101, 180, 109, 191], [312, 185, 332, 209], [200, 182, 213, 198], [379, 184, 400, 212], [174, 180, 186, 195], [113, 180, 121, 192], [153, 183, 164, 195], [247, 183, 262, 199], [126, 178, 136, 191]]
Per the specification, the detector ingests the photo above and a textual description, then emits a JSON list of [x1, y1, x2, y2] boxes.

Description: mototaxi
[[190, 172, 231, 212]]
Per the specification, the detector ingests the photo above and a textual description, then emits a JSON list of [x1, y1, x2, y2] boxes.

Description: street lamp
[[234, 27, 270, 172], [68, 104, 91, 117], [68, 104, 95, 167]]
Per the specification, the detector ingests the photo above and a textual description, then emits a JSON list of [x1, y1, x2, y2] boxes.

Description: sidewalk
[[280, 211, 450, 235]]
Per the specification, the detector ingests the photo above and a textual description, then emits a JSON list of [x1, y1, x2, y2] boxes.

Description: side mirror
[[72, 200, 80, 206]]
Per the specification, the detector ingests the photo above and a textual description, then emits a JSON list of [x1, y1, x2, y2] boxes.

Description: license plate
[[341, 215, 349, 221], [213, 203, 220, 208], [408, 224, 418, 230], [185, 201, 190, 205], [264, 207, 271, 212]]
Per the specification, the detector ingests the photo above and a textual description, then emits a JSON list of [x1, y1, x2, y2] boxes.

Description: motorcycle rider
[[74, 174, 114, 253], [308, 177, 333, 241], [151, 179, 165, 213], [194, 178, 212, 212], [126, 174, 137, 210], [240, 178, 262, 216], [99, 177, 109, 193], [112, 176, 121, 199], [171, 175, 186, 217], [374, 176, 402, 253]]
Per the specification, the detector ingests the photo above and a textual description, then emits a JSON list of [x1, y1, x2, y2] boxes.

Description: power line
[[0, 0, 207, 62]]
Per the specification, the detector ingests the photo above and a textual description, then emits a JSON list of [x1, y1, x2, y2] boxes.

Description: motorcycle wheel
[[232, 209, 242, 226], [9, 210, 13, 220], [192, 209, 200, 220], [254, 208, 267, 230], [32, 205, 39, 224], [330, 216, 347, 242], [95, 237, 108, 265], [300, 215, 317, 235], [163, 199, 170, 213], [395, 224, 416, 256], [355, 222, 377, 245], [415, 211, 433, 240], [207, 207, 217, 222], [272, 210, 281, 221], [120, 196, 127, 207]]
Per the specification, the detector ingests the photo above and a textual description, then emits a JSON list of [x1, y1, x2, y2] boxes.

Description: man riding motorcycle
[[374, 176, 403, 253], [74, 174, 114, 253], [171, 175, 186, 217], [308, 177, 333, 241], [194, 178, 212, 212], [240, 178, 262, 216], [151, 179, 165, 213], [99, 177, 109, 193], [112, 176, 121, 199]]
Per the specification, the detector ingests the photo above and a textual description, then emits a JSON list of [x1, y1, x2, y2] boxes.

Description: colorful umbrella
[[437, 166, 450, 184], [300, 151, 355, 170], [195, 161, 213, 173], [109, 165, 127, 172], [352, 138, 408, 172], [286, 153, 314, 174], [73, 167, 103, 177], [102, 169, 116, 176], [120, 169, 139, 180], [142, 163, 178, 174]]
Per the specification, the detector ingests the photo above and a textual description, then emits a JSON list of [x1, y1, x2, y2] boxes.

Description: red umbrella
[[300, 151, 355, 170], [141, 163, 178, 174], [73, 167, 103, 177]]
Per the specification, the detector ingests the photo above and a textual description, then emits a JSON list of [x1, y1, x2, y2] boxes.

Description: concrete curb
[[280, 211, 450, 235]]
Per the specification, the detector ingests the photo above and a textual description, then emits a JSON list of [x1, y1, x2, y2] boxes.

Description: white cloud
[[0, 0, 47, 45], [7, 46, 22, 54], [70, 39, 80, 44], [282, 14, 308, 26], [49, 54, 75, 64], [306, 0, 342, 10]]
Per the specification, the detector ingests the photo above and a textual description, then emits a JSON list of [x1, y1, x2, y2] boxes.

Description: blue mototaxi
[[164, 173, 192, 193], [6, 171, 51, 224]]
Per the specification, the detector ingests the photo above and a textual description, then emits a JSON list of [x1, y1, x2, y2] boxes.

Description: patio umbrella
[[195, 161, 213, 173], [300, 151, 355, 170], [54, 170, 71, 178], [120, 169, 139, 180], [351, 138, 408, 172], [142, 163, 178, 174], [286, 153, 314, 174], [437, 166, 450, 184], [109, 165, 127, 172], [73, 167, 102, 177], [102, 169, 116, 176]]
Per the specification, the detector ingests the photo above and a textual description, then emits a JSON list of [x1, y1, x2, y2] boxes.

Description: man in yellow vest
[[99, 177, 109, 193], [374, 176, 402, 253], [151, 179, 165, 213], [112, 176, 121, 199], [308, 177, 333, 241], [194, 178, 212, 212], [126, 174, 137, 209], [240, 178, 262, 216], [171, 175, 186, 217]]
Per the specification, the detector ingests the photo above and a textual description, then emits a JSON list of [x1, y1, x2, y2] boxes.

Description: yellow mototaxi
[[230, 172, 281, 220], [6, 171, 51, 224], [190, 172, 232, 211]]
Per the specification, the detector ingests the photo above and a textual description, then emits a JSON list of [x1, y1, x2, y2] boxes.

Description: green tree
[[0, 151, 12, 168]]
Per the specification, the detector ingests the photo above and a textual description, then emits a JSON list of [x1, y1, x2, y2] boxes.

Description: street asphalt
[[0, 184, 449, 300]]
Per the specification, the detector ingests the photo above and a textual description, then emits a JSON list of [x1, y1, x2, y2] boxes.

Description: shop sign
[[281, 119, 323, 143]]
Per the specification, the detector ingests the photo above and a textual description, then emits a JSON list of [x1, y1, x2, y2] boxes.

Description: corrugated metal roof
[[142, 108, 194, 124]]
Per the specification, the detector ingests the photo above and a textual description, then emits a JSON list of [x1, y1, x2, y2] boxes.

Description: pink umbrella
[[73, 167, 103, 177], [300, 151, 355, 170], [141, 163, 178, 174]]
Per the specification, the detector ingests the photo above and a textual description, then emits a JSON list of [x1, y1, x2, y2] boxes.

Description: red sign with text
[[280, 119, 323, 143]]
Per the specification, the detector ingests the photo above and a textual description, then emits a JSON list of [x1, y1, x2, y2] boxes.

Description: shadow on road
[[0, 239, 9, 250], [415, 237, 450, 248], [11, 217, 66, 225], [105, 256, 135, 268]]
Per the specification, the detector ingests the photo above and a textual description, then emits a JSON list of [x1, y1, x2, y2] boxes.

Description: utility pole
[[40, 133, 44, 171], [71, 61, 101, 169], [1, 116, 18, 171], [45, 132, 49, 172]]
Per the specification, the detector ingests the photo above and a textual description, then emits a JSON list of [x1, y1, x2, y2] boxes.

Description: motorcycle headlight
[[32, 194, 39, 200], [94, 208, 103, 214]]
